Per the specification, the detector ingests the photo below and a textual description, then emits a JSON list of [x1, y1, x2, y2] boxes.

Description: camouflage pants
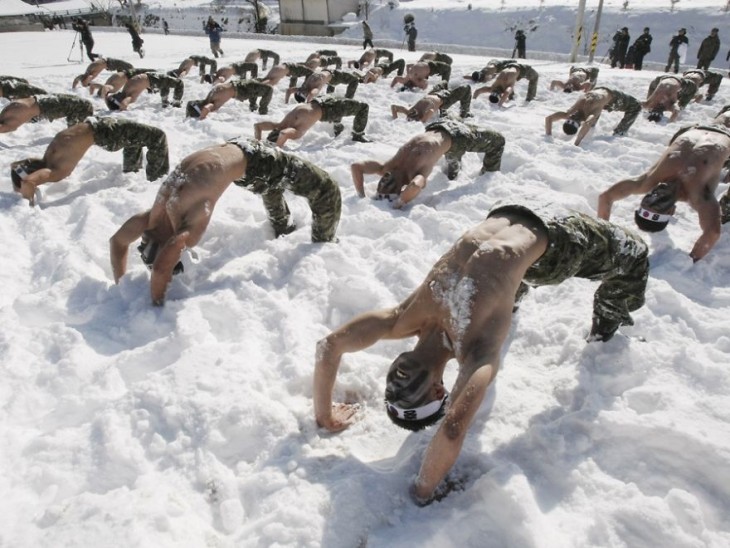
[[0, 80, 47, 99], [147, 72, 184, 104], [316, 50, 338, 57], [490, 205, 649, 327], [570, 66, 599, 85], [599, 87, 641, 136], [258, 49, 280, 68], [37, 94, 94, 127], [190, 55, 218, 75], [286, 64, 315, 88], [314, 96, 369, 135], [327, 70, 359, 99], [233, 80, 273, 114], [231, 139, 341, 242], [233, 62, 258, 79], [374, 49, 394, 63], [426, 61, 451, 82], [647, 74, 698, 107], [431, 52, 453, 65], [426, 119, 505, 179], [124, 68, 156, 78], [88, 117, 170, 181], [516, 64, 539, 101], [106, 58, 134, 72], [378, 59, 405, 77], [432, 84, 472, 118], [319, 56, 342, 70], [719, 192, 730, 224], [703, 71, 723, 98]]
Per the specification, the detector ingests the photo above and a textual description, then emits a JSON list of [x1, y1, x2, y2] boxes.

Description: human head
[[471, 71, 480, 82], [352, 61, 360, 69], [647, 107, 664, 123], [621, 27, 628, 33], [266, 129, 281, 143], [488, 91, 500, 104], [202, 74, 213, 84], [376, 171, 401, 196], [634, 182, 678, 232], [294, 91, 306, 103], [644, 27, 650, 33], [678, 28, 686, 35], [10, 158, 44, 191], [564, 85, 574, 93], [384, 352, 448, 431], [406, 108, 421, 122], [105, 91, 124, 111], [711, 28, 718, 34], [185, 100, 204, 118]]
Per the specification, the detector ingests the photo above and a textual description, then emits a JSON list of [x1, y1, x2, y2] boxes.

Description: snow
[[1, 1, 730, 547]]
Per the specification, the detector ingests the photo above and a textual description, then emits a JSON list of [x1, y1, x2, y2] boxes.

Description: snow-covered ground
[[1, 1, 730, 547]]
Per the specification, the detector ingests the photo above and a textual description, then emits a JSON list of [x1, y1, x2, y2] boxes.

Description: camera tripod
[[67, 32, 84, 63]]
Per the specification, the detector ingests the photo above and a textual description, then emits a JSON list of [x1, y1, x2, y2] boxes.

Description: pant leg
[[257, 84, 273, 114], [382, 59, 405, 77], [261, 190, 293, 236], [66, 97, 94, 126], [704, 71, 722, 98], [612, 94, 641, 136], [297, 177, 341, 243], [375, 49, 393, 63], [349, 101, 369, 134], [438, 84, 472, 118], [428, 61, 451, 83], [523, 65, 539, 101]]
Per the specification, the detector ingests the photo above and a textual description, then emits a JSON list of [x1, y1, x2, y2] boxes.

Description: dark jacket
[[697, 34, 720, 61], [205, 22, 224, 43], [612, 30, 630, 57], [669, 34, 689, 55], [633, 33, 652, 55]]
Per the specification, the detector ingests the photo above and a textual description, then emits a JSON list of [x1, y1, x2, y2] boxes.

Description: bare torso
[[43, 122, 96, 181], [645, 79, 680, 109], [384, 130, 453, 189], [279, 103, 322, 134], [260, 65, 288, 85], [569, 87, 613, 118], [0, 97, 39, 132]]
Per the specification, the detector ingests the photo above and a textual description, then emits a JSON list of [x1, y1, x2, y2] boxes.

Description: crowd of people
[[2, 19, 730, 509]]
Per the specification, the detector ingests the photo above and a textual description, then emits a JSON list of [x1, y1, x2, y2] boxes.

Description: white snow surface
[[1, 1, 730, 547]]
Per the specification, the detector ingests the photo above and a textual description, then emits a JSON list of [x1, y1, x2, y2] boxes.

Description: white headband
[[636, 206, 672, 224], [14, 166, 30, 180], [565, 119, 580, 130], [386, 392, 448, 421]]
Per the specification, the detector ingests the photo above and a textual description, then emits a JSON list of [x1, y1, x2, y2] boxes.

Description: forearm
[[596, 193, 613, 219], [690, 232, 720, 262], [313, 340, 341, 427], [351, 164, 366, 197], [413, 428, 466, 502]]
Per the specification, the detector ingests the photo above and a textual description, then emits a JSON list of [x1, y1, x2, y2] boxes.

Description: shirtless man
[[244, 48, 281, 70], [306, 50, 342, 70], [549, 66, 599, 93], [472, 65, 520, 106], [10, 117, 169, 205], [681, 68, 723, 101], [110, 138, 341, 304], [598, 121, 730, 261], [418, 51, 453, 65], [0, 93, 93, 133], [466, 59, 539, 101], [347, 48, 394, 69], [254, 95, 372, 146], [643, 75, 701, 123], [105, 72, 184, 110], [286, 69, 331, 103], [185, 79, 274, 118], [72, 57, 134, 88], [391, 82, 472, 122], [88, 71, 129, 99], [390, 61, 451, 91], [169, 55, 217, 78], [314, 203, 648, 504], [351, 119, 504, 208], [545, 87, 641, 146]]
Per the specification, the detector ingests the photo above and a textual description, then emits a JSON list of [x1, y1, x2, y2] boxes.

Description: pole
[[569, 0, 587, 63], [588, 0, 605, 64]]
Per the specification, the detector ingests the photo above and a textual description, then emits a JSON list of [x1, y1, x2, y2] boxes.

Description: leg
[[613, 97, 641, 136], [257, 85, 273, 114], [350, 101, 369, 135], [122, 145, 144, 173], [524, 65, 539, 101], [301, 179, 342, 243], [261, 190, 295, 237], [143, 129, 170, 181], [110, 210, 151, 282]]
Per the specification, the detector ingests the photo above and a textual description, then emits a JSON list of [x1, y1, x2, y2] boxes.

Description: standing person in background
[[404, 14, 417, 52], [514, 30, 526, 59], [666, 28, 689, 73], [162, 19, 169, 35], [204, 17, 224, 58], [632, 27, 652, 71], [71, 18, 98, 61], [697, 28, 720, 70], [611, 27, 630, 68], [362, 20, 374, 50], [125, 22, 145, 59]]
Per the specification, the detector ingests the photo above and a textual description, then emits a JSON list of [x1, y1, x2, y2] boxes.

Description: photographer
[[72, 18, 98, 61], [403, 14, 417, 52]]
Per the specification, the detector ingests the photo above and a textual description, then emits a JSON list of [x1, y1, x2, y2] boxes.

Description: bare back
[[0, 97, 39, 132], [43, 123, 95, 180], [279, 103, 321, 133], [384, 131, 452, 188], [645, 79, 680, 109], [570, 87, 613, 118]]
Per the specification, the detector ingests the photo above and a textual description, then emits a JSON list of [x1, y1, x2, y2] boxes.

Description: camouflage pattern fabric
[[190, 55, 218, 75], [377, 59, 405, 77], [594, 86, 641, 136], [258, 49, 280, 68], [147, 72, 184, 104], [426, 61, 451, 82], [233, 79, 273, 114], [313, 95, 369, 134], [0, 75, 28, 83], [36, 94, 94, 126], [318, 56, 342, 70], [326, 70, 359, 99], [105, 58, 134, 72], [431, 83, 472, 118], [229, 139, 341, 242], [316, 50, 338, 57], [569, 66, 599, 85], [124, 68, 156, 78], [86, 116, 169, 181], [374, 49, 394, 63], [0, 80, 47, 99], [683, 69, 723, 98], [488, 204, 649, 328], [284, 63, 315, 88], [646, 75, 698, 109], [504, 62, 539, 101], [425, 119, 505, 179], [718, 104, 730, 116], [232, 62, 258, 79], [431, 52, 453, 65]]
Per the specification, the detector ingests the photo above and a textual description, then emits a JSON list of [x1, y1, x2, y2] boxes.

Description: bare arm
[[472, 85, 491, 99], [391, 104, 408, 119], [351, 160, 385, 197], [574, 113, 598, 146], [597, 173, 652, 219], [109, 211, 150, 282], [545, 111, 567, 136], [254, 121, 276, 140], [314, 307, 403, 431], [689, 197, 722, 261], [394, 174, 427, 209]]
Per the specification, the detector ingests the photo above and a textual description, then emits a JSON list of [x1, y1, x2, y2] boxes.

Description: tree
[[245, 0, 268, 33]]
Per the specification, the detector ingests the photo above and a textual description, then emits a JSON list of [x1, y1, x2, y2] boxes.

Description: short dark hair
[[562, 119, 580, 135], [10, 158, 44, 190], [266, 129, 280, 143], [105, 92, 124, 111], [185, 100, 203, 118], [488, 92, 499, 103], [471, 71, 480, 82], [294, 91, 306, 103]]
